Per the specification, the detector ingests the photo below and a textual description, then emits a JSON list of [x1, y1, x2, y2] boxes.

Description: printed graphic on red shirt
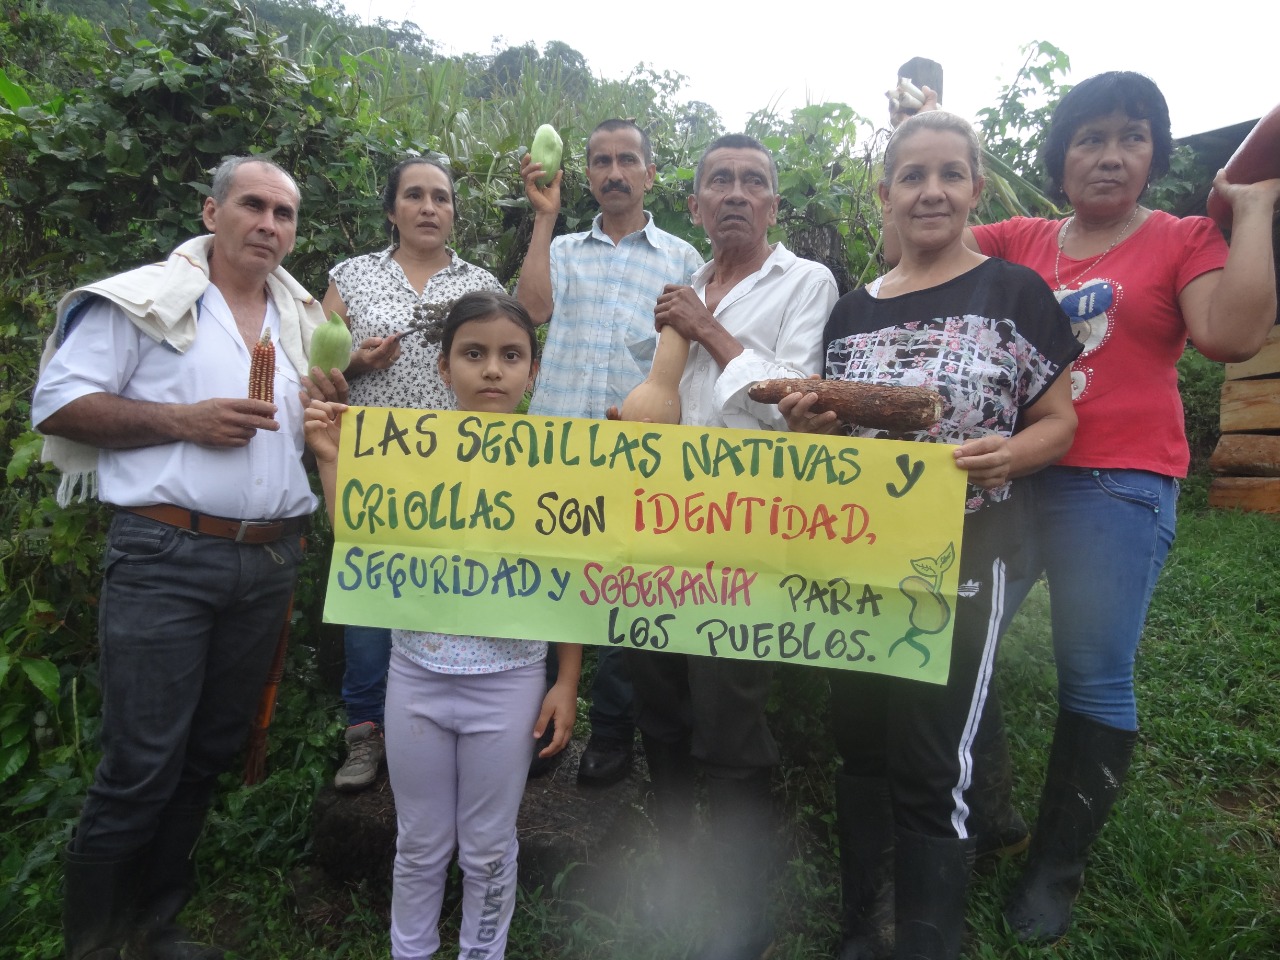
[[1055, 277, 1119, 400]]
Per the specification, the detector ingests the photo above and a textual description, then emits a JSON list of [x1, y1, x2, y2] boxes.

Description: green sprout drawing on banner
[[888, 542, 956, 668]]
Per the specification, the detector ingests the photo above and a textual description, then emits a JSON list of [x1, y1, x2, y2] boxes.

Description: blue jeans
[[76, 512, 301, 858], [1019, 466, 1178, 731], [342, 625, 392, 727]]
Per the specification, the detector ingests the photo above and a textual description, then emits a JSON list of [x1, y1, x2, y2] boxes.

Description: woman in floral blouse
[[321, 156, 504, 793]]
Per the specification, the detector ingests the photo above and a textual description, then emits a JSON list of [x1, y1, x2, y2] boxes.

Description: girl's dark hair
[[1042, 71, 1172, 205], [441, 291, 540, 361], [382, 156, 456, 245]]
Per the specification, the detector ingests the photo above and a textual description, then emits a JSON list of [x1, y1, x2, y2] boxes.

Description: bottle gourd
[[619, 326, 689, 424]]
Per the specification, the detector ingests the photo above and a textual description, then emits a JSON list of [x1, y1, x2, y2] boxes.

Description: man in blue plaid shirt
[[517, 118, 703, 786]]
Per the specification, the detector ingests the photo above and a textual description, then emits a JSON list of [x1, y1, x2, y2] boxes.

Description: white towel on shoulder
[[38, 235, 324, 505]]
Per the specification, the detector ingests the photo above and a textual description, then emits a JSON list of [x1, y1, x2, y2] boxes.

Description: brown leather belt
[[123, 504, 309, 545]]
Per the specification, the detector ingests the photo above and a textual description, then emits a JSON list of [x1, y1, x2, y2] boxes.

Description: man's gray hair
[[209, 156, 300, 204], [693, 134, 779, 193]]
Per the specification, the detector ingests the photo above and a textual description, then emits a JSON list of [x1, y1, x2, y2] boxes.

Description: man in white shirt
[[627, 134, 838, 960], [33, 156, 328, 960]]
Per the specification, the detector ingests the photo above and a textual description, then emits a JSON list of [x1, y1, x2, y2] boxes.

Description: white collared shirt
[[33, 285, 317, 519], [679, 243, 838, 430]]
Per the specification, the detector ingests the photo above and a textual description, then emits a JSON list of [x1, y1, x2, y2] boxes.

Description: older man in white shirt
[[34, 156, 329, 960], [627, 134, 838, 960]]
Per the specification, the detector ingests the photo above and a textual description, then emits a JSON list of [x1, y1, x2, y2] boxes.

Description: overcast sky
[[340, 0, 1273, 142]]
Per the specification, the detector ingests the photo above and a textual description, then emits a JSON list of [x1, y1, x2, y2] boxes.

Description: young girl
[[780, 112, 1080, 960], [305, 290, 582, 960]]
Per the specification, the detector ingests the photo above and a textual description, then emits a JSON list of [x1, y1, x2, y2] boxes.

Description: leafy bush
[[749, 101, 884, 295], [1177, 346, 1226, 510]]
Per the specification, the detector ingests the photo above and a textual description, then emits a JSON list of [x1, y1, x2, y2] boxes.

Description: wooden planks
[[1225, 327, 1280, 381], [1208, 477, 1280, 513], [1210, 434, 1280, 476], [1220, 380, 1280, 434], [1210, 326, 1280, 513]]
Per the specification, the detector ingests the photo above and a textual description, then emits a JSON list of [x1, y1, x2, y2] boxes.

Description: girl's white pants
[[385, 651, 545, 959]]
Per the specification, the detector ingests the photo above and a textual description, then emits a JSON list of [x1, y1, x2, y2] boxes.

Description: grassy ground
[[4, 506, 1276, 959], [965, 508, 1280, 959]]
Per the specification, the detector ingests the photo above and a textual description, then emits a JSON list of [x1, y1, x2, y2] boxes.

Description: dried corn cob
[[249, 328, 275, 403], [748, 378, 942, 432]]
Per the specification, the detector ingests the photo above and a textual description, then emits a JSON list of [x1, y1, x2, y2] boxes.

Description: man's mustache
[[602, 181, 631, 194]]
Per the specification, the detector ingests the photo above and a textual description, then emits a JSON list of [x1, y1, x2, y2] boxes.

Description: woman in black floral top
[[320, 157, 504, 793], [780, 112, 1079, 960]]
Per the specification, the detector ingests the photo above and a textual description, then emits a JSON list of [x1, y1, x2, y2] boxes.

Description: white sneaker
[[334, 721, 384, 792]]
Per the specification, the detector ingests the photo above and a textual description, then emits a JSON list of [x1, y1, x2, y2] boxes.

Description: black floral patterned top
[[330, 246, 504, 410], [824, 258, 1080, 511]]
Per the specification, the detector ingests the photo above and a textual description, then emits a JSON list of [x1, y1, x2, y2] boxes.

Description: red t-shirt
[[971, 212, 1227, 476]]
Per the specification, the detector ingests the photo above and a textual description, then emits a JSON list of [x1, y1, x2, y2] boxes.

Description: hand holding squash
[[619, 326, 689, 424], [619, 283, 721, 423]]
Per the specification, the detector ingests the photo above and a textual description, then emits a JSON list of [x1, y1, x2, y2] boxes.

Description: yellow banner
[[322, 408, 967, 684]]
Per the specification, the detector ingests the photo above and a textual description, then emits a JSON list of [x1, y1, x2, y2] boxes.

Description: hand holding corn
[[167, 397, 277, 447], [174, 328, 279, 447]]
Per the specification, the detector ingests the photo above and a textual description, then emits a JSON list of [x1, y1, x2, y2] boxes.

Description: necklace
[[1053, 207, 1139, 291]]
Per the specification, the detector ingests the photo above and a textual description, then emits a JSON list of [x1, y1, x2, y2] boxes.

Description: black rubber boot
[[642, 733, 697, 856], [639, 733, 700, 927], [835, 775, 894, 960], [967, 693, 1029, 867], [62, 844, 139, 960], [130, 805, 227, 960], [893, 828, 975, 960], [1003, 710, 1137, 946], [699, 770, 776, 960]]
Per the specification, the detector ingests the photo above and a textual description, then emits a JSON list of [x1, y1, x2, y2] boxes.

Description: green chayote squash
[[309, 312, 353, 374], [530, 124, 563, 187]]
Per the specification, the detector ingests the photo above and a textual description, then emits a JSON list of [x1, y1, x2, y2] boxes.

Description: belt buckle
[[234, 520, 275, 543]]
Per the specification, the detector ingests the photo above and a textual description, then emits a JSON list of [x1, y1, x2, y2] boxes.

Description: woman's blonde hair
[[881, 111, 983, 185]]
